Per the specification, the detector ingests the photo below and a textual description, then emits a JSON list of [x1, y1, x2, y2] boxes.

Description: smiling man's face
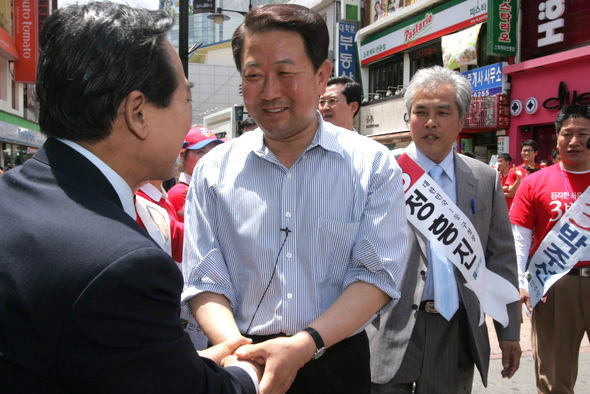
[[240, 29, 330, 142]]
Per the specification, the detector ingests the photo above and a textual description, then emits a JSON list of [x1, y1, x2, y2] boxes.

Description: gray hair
[[404, 66, 472, 120]]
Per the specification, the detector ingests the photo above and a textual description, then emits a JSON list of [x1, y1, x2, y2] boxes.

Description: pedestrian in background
[[511, 104, 590, 394], [167, 126, 223, 222]]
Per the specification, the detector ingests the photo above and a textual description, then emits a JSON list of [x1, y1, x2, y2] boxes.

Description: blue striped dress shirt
[[182, 116, 408, 336]]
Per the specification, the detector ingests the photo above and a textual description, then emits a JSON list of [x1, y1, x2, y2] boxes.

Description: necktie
[[428, 165, 459, 321]]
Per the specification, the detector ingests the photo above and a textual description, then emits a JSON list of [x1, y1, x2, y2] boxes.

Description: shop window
[[410, 41, 442, 78], [368, 54, 404, 96]]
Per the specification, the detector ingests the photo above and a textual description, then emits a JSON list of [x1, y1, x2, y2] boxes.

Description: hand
[[519, 288, 532, 319], [221, 354, 264, 381], [197, 336, 252, 365], [499, 340, 521, 378], [515, 168, 522, 179], [234, 332, 316, 394]]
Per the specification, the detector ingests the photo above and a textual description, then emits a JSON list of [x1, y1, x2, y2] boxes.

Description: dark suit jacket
[[367, 150, 520, 387], [0, 138, 255, 394]]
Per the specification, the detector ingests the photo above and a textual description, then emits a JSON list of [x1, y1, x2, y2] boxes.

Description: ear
[[350, 101, 359, 116], [315, 60, 332, 94], [124, 90, 148, 140]]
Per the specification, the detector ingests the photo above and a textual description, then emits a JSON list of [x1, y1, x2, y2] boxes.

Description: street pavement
[[472, 311, 590, 392]]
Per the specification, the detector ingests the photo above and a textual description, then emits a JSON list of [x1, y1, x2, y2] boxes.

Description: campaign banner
[[397, 150, 519, 326], [527, 185, 590, 308]]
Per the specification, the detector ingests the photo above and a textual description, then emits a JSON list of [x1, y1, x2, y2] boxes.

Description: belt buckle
[[580, 267, 590, 278], [424, 301, 439, 314]]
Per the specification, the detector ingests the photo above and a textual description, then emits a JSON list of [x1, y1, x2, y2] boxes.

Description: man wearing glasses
[[319, 76, 362, 131]]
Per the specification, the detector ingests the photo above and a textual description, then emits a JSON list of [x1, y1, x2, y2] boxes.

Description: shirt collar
[[408, 142, 456, 183], [57, 138, 136, 219], [139, 182, 167, 202], [179, 171, 191, 185], [250, 111, 345, 159]]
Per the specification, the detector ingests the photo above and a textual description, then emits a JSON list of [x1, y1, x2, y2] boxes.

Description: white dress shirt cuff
[[232, 361, 259, 393], [512, 224, 532, 291]]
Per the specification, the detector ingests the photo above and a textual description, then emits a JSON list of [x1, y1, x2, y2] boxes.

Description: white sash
[[135, 195, 208, 350], [135, 195, 172, 256], [527, 185, 590, 308], [397, 152, 519, 327]]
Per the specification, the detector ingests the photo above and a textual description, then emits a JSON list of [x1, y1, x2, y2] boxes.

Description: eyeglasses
[[319, 97, 339, 107]]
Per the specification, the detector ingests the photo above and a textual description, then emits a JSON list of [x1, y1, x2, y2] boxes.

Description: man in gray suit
[[368, 66, 521, 393]]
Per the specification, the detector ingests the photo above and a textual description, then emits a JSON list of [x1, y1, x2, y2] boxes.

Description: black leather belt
[[419, 300, 439, 314], [568, 267, 590, 277]]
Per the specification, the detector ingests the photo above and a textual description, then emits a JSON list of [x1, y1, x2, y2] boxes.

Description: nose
[[425, 116, 438, 128], [260, 73, 281, 101]]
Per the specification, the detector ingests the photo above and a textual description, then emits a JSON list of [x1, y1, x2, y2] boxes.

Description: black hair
[[498, 153, 512, 162], [327, 76, 362, 116], [520, 139, 538, 152], [555, 104, 590, 134], [36, 1, 176, 142], [232, 4, 328, 73]]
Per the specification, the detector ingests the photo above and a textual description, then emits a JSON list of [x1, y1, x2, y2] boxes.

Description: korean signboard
[[461, 62, 504, 98], [487, 0, 517, 56], [360, 0, 487, 66], [337, 21, 357, 81], [521, 0, 590, 60]]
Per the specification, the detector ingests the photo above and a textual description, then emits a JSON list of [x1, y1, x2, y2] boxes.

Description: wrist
[[301, 327, 326, 359]]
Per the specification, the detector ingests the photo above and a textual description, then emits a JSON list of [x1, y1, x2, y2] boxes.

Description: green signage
[[486, 0, 517, 56]]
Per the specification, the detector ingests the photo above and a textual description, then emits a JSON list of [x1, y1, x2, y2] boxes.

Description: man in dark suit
[[368, 66, 522, 393], [0, 2, 259, 393]]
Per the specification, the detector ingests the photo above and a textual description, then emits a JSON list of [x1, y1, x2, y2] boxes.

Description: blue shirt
[[182, 116, 408, 336]]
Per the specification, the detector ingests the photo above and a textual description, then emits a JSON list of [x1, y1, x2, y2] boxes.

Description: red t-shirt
[[167, 182, 189, 223], [506, 163, 540, 185], [136, 189, 185, 263], [500, 169, 514, 209], [510, 164, 590, 266]]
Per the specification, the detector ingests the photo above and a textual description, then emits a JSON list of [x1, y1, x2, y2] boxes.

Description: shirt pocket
[[315, 219, 360, 285]]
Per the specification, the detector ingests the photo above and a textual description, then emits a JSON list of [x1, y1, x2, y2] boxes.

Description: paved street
[[472, 312, 590, 392]]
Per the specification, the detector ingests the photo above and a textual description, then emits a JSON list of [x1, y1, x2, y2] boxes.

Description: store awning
[[0, 27, 19, 62], [368, 131, 411, 145]]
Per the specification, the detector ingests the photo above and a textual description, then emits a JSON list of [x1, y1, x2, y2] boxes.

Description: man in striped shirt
[[181, 4, 408, 394]]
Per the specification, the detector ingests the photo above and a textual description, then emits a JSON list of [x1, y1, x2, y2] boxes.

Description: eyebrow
[[243, 59, 295, 70]]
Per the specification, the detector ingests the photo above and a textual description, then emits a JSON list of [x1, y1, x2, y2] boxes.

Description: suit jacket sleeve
[[59, 246, 255, 394], [486, 170, 520, 342]]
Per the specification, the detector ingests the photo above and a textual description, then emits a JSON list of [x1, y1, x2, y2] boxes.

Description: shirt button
[[287, 293, 293, 299], [285, 212, 292, 218], [286, 252, 292, 259], [287, 173, 292, 179], [420, 270, 427, 276]]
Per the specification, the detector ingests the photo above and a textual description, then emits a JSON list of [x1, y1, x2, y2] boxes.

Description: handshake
[[197, 332, 318, 394]]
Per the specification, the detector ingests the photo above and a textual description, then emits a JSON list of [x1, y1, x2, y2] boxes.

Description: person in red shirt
[[497, 153, 521, 209], [510, 105, 590, 394], [167, 127, 223, 221], [136, 180, 184, 263]]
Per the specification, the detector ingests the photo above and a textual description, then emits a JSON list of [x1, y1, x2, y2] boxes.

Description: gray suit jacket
[[367, 150, 520, 387]]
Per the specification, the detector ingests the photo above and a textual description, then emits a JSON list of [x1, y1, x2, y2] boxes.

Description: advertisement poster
[[442, 23, 482, 70]]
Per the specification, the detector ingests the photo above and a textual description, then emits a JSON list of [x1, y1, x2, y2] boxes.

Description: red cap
[[182, 127, 223, 150]]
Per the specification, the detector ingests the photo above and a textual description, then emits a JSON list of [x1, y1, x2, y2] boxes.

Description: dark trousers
[[248, 331, 371, 394]]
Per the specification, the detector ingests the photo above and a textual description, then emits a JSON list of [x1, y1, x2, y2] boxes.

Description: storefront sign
[[0, 121, 45, 147], [341, 0, 360, 22], [360, 0, 487, 66], [486, 0, 517, 56], [521, 0, 590, 60], [461, 63, 504, 98], [442, 23, 481, 70], [14, 0, 38, 83], [464, 94, 510, 130], [337, 22, 357, 80], [542, 81, 590, 110], [193, 0, 214, 14], [359, 98, 408, 135], [0, 27, 19, 61]]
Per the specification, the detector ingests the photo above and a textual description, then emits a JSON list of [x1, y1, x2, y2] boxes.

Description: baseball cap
[[182, 127, 223, 150]]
